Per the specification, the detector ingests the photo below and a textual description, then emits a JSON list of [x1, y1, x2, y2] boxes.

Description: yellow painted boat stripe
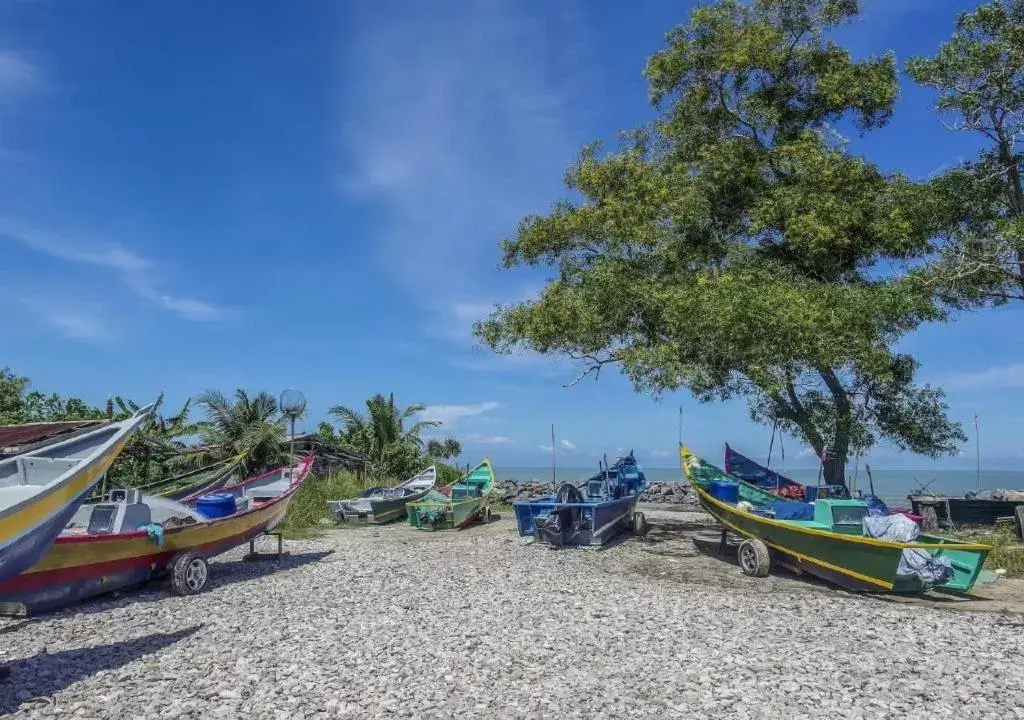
[[679, 446, 993, 552], [708, 509, 894, 590], [0, 439, 125, 543], [26, 496, 290, 573]]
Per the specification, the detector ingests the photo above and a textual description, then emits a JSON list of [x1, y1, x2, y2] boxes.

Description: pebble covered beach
[[2, 510, 1023, 720]]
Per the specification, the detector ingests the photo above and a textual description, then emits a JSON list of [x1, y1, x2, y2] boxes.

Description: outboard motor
[[538, 483, 584, 546]]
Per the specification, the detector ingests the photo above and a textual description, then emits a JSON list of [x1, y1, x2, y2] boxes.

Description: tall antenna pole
[[551, 424, 557, 486], [974, 413, 981, 490], [677, 405, 683, 473]]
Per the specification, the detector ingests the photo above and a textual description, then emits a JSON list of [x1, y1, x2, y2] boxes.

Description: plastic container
[[196, 493, 237, 519], [709, 480, 739, 504]]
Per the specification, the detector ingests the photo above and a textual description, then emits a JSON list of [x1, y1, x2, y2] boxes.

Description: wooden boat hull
[[0, 472, 304, 615], [682, 446, 991, 593], [0, 411, 151, 584], [333, 488, 433, 524], [908, 496, 1024, 527], [330, 467, 437, 524], [407, 460, 494, 531], [514, 494, 639, 546]]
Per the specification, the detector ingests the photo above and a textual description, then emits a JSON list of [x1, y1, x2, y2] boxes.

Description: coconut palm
[[188, 389, 288, 475], [107, 394, 202, 486], [426, 437, 462, 461], [329, 393, 441, 481]]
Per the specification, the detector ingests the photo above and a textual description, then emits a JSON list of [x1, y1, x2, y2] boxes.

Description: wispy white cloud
[[650, 450, 671, 458], [940, 363, 1024, 392], [337, 0, 591, 300], [1, 224, 228, 322], [560, 439, 576, 451], [19, 295, 110, 343], [0, 51, 38, 96], [462, 434, 514, 446], [797, 447, 819, 458], [420, 401, 500, 428]]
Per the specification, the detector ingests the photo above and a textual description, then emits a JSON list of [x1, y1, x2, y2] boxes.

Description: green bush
[[945, 525, 1024, 578], [279, 470, 363, 538]]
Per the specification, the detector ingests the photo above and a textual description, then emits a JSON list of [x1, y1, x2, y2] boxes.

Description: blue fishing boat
[[513, 452, 648, 546], [724, 444, 849, 501]]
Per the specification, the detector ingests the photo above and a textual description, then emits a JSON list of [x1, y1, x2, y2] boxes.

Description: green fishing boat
[[681, 445, 992, 594], [407, 459, 494, 531], [132, 457, 241, 502]]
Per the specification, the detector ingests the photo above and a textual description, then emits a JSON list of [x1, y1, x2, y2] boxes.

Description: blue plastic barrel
[[709, 480, 739, 504], [196, 493, 237, 519]]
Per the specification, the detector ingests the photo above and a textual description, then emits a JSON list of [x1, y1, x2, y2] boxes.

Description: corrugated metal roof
[[0, 420, 109, 455]]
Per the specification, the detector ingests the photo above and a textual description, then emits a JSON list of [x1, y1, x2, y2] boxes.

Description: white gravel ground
[[1, 513, 1023, 719]]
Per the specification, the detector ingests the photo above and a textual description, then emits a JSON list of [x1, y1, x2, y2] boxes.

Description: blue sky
[[1, 0, 1021, 470]]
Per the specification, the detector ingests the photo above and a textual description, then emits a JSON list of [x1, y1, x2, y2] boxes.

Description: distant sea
[[497, 466, 1024, 505]]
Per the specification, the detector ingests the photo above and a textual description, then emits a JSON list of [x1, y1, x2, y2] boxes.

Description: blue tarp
[[860, 494, 890, 517], [772, 502, 815, 520]]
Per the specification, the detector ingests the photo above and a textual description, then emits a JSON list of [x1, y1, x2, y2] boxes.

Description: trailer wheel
[[738, 539, 771, 578], [171, 553, 209, 596], [631, 511, 649, 536]]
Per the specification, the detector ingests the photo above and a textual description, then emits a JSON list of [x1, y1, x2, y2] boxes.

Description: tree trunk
[[994, 126, 1024, 285], [770, 368, 853, 488]]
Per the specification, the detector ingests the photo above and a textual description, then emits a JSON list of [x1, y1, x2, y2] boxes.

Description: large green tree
[[186, 389, 288, 475], [475, 0, 965, 485], [908, 0, 1024, 305], [328, 393, 461, 482], [0, 367, 105, 425]]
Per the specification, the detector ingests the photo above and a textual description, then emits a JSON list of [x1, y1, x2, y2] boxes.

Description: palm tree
[[107, 394, 202, 486], [188, 389, 287, 475], [426, 437, 462, 461], [329, 393, 440, 481]]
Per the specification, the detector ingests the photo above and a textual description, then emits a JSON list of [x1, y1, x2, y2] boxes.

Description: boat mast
[[551, 424, 557, 486], [974, 413, 981, 490], [766, 420, 777, 470]]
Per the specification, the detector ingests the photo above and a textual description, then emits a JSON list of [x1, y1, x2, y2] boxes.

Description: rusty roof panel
[[0, 420, 109, 455]]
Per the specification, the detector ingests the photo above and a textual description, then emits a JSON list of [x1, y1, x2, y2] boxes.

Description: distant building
[[284, 432, 369, 479]]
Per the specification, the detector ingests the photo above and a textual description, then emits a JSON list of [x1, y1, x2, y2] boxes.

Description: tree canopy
[[908, 0, 1024, 306], [327, 393, 462, 482], [475, 0, 966, 484], [0, 367, 106, 425]]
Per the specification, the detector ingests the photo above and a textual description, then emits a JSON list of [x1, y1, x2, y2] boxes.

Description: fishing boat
[[513, 452, 648, 546], [0, 455, 313, 615], [124, 457, 242, 502], [726, 444, 923, 520], [327, 466, 436, 524], [682, 445, 992, 594], [0, 404, 154, 584], [724, 443, 848, 500], [907, 490, 1024, 528], [407, 460, 494, 531]]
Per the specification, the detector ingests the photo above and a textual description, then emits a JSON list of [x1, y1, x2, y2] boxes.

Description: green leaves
[[328, 393, 450, 483], [910, 0, 1024, 305], [475, 0, 964, 484], [0, 366, 105, 425]]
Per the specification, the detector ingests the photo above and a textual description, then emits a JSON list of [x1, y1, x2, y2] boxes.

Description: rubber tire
[[171, 552, 209, 596], [738, 538, 771, 578], [632, 511, 650, 536], [482, 507, 492, 524]]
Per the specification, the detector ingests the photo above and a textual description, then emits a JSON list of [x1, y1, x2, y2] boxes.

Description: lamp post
[[279, 389, 307, 467]]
